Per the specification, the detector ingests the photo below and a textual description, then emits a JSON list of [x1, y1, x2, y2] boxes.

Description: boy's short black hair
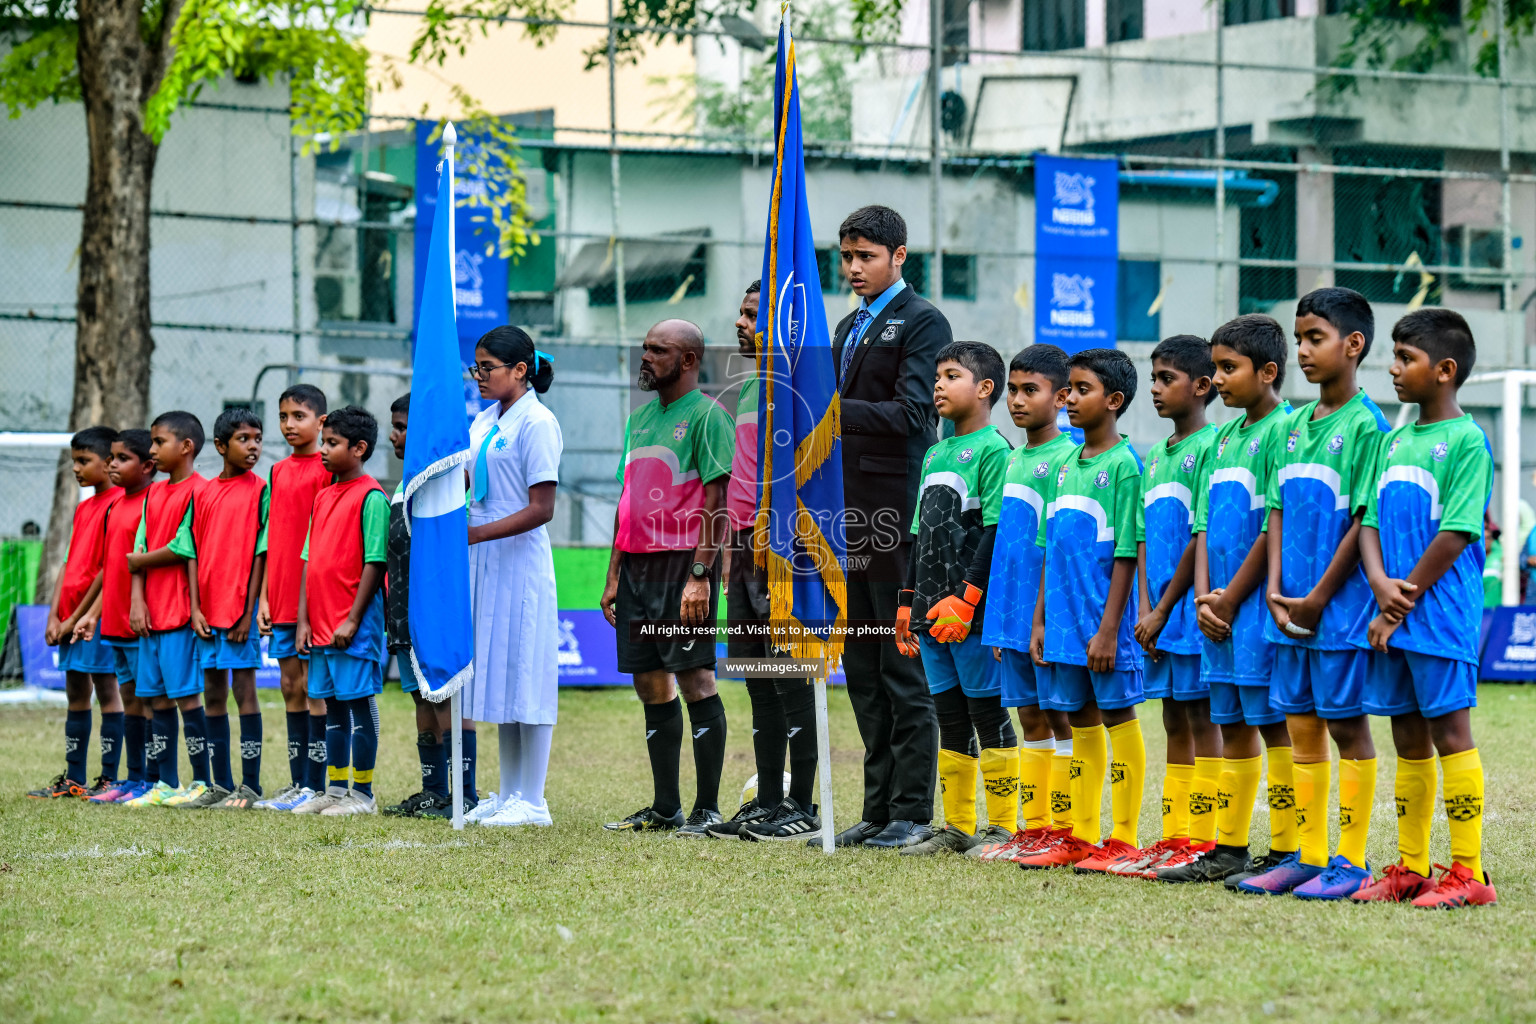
[[1009, 343, 1070, 393], [1151, 334, 1218, 406], [1211, 314, 1289, 390], [117, 428, 153, 465], [1392, 308, 1477, 386], [324, 405, 378, 460], [745, 279, 761, 296], [838, 205, 907, 252], [279, 383, 327, 415], [1068, 348, 1137, 413], [70, 426, 118, 460], [150, 411, 205, 456], [1297, 287, 1375, 361], [390, 392, 410, 416], [213, 406, 263, 446], [936, 341, 1006, 408]]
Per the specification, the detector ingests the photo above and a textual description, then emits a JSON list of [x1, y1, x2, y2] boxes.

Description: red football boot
[[1411, 863, 1497, 909], [1350, 861, 1438, 903]]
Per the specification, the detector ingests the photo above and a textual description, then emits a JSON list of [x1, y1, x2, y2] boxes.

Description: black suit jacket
[[833, 285, 952, 567]]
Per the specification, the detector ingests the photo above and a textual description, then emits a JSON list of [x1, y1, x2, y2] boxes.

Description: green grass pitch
[[3, 683, 1534, 1022]]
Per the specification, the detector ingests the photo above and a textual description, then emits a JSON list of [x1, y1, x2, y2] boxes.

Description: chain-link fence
[[4, 2, 1536, 543]]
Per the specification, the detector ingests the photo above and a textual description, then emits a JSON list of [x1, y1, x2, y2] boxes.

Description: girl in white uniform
[[461, 325, 563, 827]]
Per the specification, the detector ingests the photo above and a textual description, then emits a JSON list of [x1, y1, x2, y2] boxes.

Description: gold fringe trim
[[794, 392, 840, 490], [760, 500, 849, 677]]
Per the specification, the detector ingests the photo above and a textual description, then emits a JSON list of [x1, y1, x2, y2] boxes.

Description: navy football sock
[[207, 713, 234, 791], [64, 709, 91, 784], [124, 713, 147, 782], [182, 706, 210, 785], [325, 703, 351, 793], [347, 697, 378, 798], [152, 708, 179, 788], [307, 713, 328, 791], [285, 711, 307, 787], [461, 728, 478, 800], [99, 711, 125, 781], [239, 713, 263, 794]]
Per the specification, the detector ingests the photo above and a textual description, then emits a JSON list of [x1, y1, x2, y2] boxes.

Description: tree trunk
[[36, 0, 160, 602]]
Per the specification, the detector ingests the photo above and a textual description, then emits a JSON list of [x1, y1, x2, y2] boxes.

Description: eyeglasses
[[469, 361, 515, 380]]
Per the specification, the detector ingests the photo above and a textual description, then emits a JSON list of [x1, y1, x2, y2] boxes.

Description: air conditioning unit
[[315, 270, 360, 321], [1445, 225, 1507, 291]]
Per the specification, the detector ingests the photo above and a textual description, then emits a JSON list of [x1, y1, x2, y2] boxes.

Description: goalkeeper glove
[[926, 583, 983, 643], [894, 590, 920, 658]]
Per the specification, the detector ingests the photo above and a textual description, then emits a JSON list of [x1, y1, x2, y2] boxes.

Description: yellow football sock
[[1394, 755, 1436, 876], [1189, 756, 1222, 844], [938, 748, 979, 835], [1071, 725, 1108, 846], [1266, 746, 1298, 853], [1106, 720, 1145, 847], [1049, 746, 1073, 831], [1295, 760, 1332, 868], [1337, 757, 1377, 868], [980, 747, 1021, 832], [1019, 744, 1054, 830], [1440, 748, 1485, 879], [1217, 755, 1262, 848], [1162, 762, 1193, 841]]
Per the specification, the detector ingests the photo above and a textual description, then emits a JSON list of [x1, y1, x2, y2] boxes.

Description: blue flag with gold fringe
[[754, 17, 848, 670]]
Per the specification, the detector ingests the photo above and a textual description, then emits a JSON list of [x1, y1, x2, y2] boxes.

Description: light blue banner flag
[[754, 18, 848, 670], [404, 124, 476, 701]]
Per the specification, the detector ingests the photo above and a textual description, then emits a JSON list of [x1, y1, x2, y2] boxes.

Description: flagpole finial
[[443, 120, 457, 155]]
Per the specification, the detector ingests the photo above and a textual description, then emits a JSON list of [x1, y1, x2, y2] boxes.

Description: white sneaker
[[481, 797, 533, 827], [464, 792, 502, 823], [519, 799, 553, 827], [320, 791, 377, 816], [292, 789, 347, 814], [255, 783, 298, 810]]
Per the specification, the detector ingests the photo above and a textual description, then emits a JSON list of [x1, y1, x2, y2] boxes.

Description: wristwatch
[[690, 560, 712, 580]]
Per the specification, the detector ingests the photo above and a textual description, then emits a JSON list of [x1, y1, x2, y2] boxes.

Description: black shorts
[[726, 528, 772, 659], [615, 550, 719, 675]]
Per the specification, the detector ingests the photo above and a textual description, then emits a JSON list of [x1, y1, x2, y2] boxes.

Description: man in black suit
[[828, 205, 950, 849]]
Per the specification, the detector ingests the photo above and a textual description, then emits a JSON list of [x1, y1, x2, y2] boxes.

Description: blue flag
[[403, 127, 476, 700], [754, 20, 848, 670]]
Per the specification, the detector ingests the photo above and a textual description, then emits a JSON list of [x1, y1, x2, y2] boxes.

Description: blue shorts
[[1044, 662, 1145, 712], [1269, 645, 1367, 719], [920, 631, 1000, 698], [1364, 648, 1478, 719], [307, 647, 384, 701], [1209, 679, 1284, 726], [102, 636, 138, 687], [56, 630, 115, 674], [998, 646, 1045, 708], [136, 627, 202, 700], [1145, 653, 1207, 702], [196, 627, 264, 670], [396, 650, 423, 694], [268, 623, 308, 662]]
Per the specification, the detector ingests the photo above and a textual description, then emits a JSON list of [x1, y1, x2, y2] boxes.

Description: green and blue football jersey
[[982, 432, 1077, 652], [1194, 403, 1291, 683], [1136, 424, 1217, 656], [1037, 436, 1144, 670], [1265, 391, 1390, 650], [910, 425, 1011, 633], [1361, 414, 1492, 665]]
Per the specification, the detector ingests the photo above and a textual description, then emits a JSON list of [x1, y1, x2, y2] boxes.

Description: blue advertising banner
[[413, 121, 509, 365], [1035, 154, 1119, 353], [1479, 606, 1536, 680]]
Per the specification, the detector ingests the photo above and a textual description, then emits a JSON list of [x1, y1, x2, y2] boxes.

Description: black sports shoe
[[383, 791, 431, 818], [822, 820, 887, 848], [83, 776, 116, 799], [420, 793, 478, 819], [603, 806, 686, 832], [1157, 843, 1252, 883], [743, 797, 822, 842], [706, 800, 772, 839], [673, 808, 725, 838], [1225, 848, 1293, 891]]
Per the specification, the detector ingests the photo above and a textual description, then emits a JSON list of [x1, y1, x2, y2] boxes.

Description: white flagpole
[[443, 120, 467, 832], [815, 674, 834, 854]]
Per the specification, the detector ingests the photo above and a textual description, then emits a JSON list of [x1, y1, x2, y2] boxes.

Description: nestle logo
[[1051, 207, 1095, 226], [1050, 309, 1095, 327]]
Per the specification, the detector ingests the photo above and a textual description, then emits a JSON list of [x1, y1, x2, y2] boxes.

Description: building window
[[1325, 0, 1458, 21], [1118, 260, 1161, 342], [902, 252, 978, 300], [1106, 0, 1143, 43], [1024, 0, 1086, 51], [1239, 149, 1297, 312], [1333, 146, 1443, 304], [588, 244, 708, 306], [817, 247, 850, 295], [1224, 0, 1293, 26]]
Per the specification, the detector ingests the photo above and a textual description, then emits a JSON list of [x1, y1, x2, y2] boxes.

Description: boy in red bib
[[123, 411, 210, 807], [255, 384, 332, 810], [28, 427, 124, 799], [294, 406, 389, 817], [80, 430, 158, 802], [184, 407, 270, 808]]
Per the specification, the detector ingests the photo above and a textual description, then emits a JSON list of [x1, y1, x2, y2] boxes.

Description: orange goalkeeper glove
[[926, 583, 983, 643], [895, 590, 920, 658]]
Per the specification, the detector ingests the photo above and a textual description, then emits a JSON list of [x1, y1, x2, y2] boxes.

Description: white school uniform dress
[[464, 390, 563, 725]]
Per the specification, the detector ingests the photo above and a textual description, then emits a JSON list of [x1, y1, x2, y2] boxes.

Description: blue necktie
[[471, 427, 498, 502], [840, 308, 871, 384]]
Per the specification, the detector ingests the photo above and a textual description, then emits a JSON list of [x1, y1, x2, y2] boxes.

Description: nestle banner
[[1479, 606, 1536, 681], [1035, 154, 1119, 352]]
